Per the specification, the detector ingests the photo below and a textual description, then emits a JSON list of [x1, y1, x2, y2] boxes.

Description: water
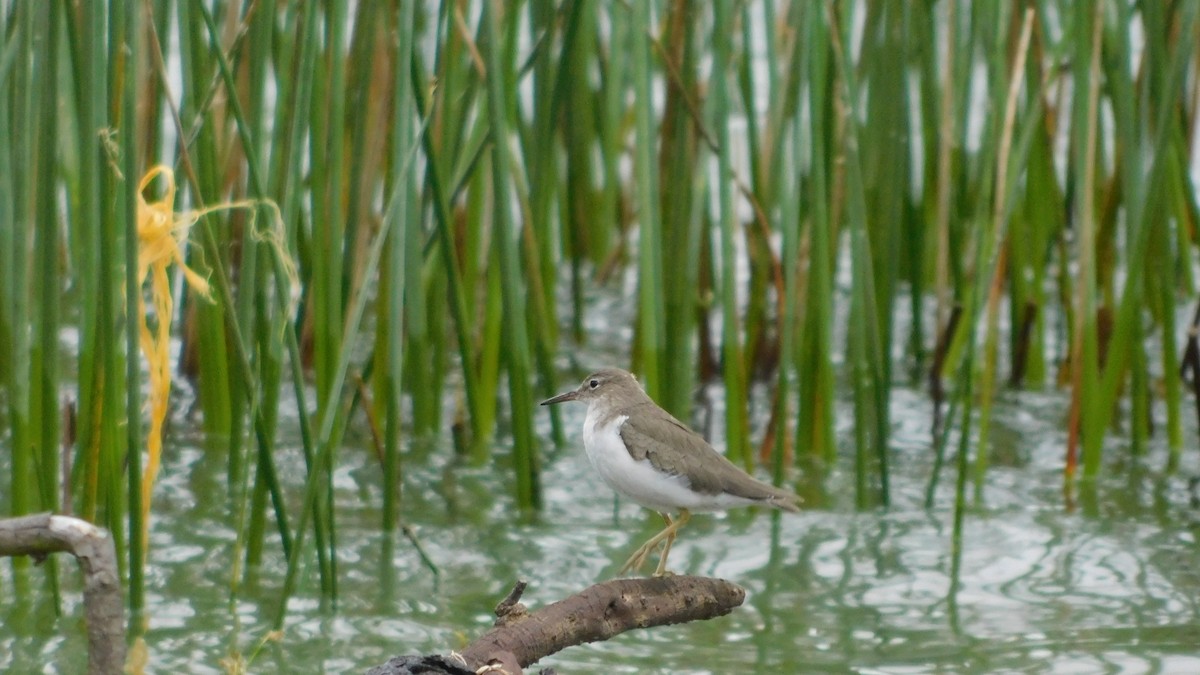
[[5, 247, 1200, 673], [3, 359, 1200, 673]]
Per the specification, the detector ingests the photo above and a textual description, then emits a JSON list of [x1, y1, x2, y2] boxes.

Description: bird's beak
[[540, 389, 578, 406]]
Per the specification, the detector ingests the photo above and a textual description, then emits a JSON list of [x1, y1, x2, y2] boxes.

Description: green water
[[2, 267, 1199, 674], [3, 375, 1200, 673]]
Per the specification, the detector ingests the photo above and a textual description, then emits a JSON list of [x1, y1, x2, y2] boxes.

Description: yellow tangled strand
[[135, 166, 212, 554], [134, 165, 293, 566]]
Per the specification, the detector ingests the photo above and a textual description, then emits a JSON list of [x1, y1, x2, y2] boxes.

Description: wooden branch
[[0, 513, 125, 675], [461, 576, 745, 670], [367, 576, 745, 674]]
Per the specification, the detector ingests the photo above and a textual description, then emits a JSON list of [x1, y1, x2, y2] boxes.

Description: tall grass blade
[[481, 0, 540, 511], [630, 0, 666, 399], [384, 0, 419, 536], [116, 0, 146, 621], [710, 1, 749, 466], [829, 1, 889, 506], [796, 0, 837, 465]]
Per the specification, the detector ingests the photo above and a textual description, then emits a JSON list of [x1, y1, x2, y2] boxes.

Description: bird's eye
[[588, 379, 599, 389]]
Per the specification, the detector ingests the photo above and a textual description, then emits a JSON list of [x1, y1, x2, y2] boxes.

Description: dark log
[[367, 575, 745, 674], [0, 513, 125, 675]]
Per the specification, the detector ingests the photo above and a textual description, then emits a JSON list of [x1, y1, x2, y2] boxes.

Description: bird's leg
[[652, 509, 690, 577], [619, 514, 671, 574], [619, 512, 679, 575], [618, 510, 694, 576]]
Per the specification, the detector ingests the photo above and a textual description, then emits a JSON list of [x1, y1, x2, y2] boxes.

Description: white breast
[[581, 404, 756, 513]]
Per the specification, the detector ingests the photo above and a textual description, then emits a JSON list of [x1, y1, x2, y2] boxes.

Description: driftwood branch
[[368, 576, 745, 674], [0, 513, 125, 675]]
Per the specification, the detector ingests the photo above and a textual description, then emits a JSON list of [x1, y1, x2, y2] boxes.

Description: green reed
[[711, 0, 750, 468], [658, 0, 701, 423], [384, 0, 418, 547], [630, 0, 666, 402], [829, 1, 890, 506], [4, 0, 1200, 635], [798, 0, 838, 467]]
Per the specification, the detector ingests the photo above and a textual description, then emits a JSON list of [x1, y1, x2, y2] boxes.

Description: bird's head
[[539, 367, 640, 407]]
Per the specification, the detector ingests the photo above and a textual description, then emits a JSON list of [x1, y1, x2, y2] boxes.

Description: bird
[[540, 367, 800, 576]]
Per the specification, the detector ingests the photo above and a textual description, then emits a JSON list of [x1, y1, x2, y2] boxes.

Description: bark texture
[[461, 575, 744, 670], [0, 513, 125, 675], [367, 576, 743, 674]]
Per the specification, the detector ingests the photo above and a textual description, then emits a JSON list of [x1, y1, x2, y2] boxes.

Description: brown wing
[[618, 403, 800, 511]]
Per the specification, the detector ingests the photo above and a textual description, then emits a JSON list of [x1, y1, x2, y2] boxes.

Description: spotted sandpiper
[[540, 367, 800, 576]]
